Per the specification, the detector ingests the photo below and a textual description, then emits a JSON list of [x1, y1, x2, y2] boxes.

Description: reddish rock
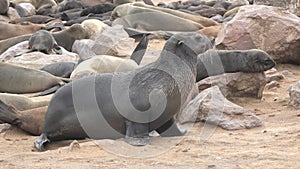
[[215, 5, 300, 64]]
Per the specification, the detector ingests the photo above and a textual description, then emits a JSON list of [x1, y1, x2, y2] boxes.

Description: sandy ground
[[0, 38, 299, 169], [1, 0, 300, 168]]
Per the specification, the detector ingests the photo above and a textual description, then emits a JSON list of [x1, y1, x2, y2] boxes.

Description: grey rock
[[197, 72, 267, 99], [289, 81, 300, 109], [178, 86, 263, 130]]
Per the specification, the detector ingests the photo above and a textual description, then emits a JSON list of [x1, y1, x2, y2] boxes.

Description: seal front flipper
[[129, 34, 149, 65], [34, 133, 50, 151], [125, 121, 150, 146], [156, 118, 186, 137]]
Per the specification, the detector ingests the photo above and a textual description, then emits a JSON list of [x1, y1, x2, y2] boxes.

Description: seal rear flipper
[[130, 34, 149, 65], [156, 118, 186, 137], [125, 121, 150, 146], [0, 100, 21, 126], [34, 133, 50, 151], [33, 85, 61, 97]]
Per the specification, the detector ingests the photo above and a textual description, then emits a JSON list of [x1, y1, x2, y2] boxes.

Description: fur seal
[[111, 3, 204, 31], [0, 22, 43, 40], [70, 55, 138, 80], [0, 93, 51, 111], [0, 62, 67, 94], [80, 3, 116, 16], [40, 62, 77, 78], [52, 23, 89, 51], [9, 15, 55, 24], [0, 100, 47, 135], [0, 34, 31, 54], [0, 0, 9, 14], [15, 30, 61, 56], [196, 49, 276, 82], [132, 2, 218, 27], [34, 32, 211, 151]]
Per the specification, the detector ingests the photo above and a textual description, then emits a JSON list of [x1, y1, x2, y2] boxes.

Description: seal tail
[[130, 34, 149, 65], [0, 100, 21, 126]]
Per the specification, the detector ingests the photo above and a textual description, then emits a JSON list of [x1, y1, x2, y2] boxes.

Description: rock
[[289, 81, 300, 109], [254, 0, 300, 16], [265, 81, 280, 90], [17, 3, 36, 17], [210, 14, 224, 23], [69, 140, 80, 151], [266, 73, 284, 83], [197, 72, 267, 99], [281, 70, 295, 77], [0, 123, 12, 133], [215, 5, 300, 64], [91, 25, 135, 57], [177, 86, 263, 130], [7, 7, 20, 21]]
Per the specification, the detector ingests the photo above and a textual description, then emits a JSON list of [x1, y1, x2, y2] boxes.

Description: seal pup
[[34, 33, 212, 151], [15, 30, 61, 56], [0, 62, 68, 94], [196, 49, 276, 81]]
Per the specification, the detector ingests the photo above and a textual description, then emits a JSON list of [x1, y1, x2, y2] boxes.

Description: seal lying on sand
[[0, 63, 68, 94], [196, 49, 276, 82], [0, 100, 47, 135], [0, 93, 51, 111], [34, 33, 211, 151]]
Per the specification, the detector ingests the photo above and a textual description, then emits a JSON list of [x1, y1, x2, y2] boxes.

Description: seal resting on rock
[[15, 30, 61, 56], [34, 32, 212, 151], [196, 49, 276, 82], [0, 62, 68, 94], [40, 62, 77, 78]]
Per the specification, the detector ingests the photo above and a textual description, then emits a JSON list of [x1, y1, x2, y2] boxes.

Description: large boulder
[[215, 5, 300, 64], [254, 0, 300, 16], [197, 72, 267, 99], [289, 81, 300, 109], [177, 86, 262, 130]]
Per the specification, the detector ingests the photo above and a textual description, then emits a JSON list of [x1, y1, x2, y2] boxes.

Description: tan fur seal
[[111, 3, 204, 31], [0, 34, 31, 54], [52, 23, 89, 51], [0, 22, 43, 40], [132, 2, 218, 27], [0, 62, 67, 94], [70, 55, 138, 80], [0, 100, 47, 135], [0, 93, 51, 111]]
